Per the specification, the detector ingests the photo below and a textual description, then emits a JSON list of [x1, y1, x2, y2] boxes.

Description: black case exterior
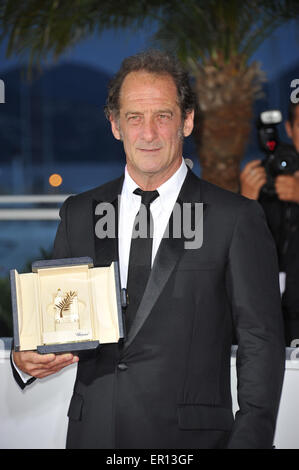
[[10, 257, 125, 354], [36, 341, 100, 354], [31, 257, 94, 272]]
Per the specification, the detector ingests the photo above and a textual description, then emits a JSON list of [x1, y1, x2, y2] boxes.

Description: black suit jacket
[[14, 169, 285, 448], [258, 195, 299, 344]]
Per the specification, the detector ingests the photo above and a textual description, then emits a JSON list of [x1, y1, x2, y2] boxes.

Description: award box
[[10, 257, 125, 354]]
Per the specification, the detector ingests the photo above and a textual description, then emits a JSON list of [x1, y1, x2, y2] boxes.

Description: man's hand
[[275, 171, 299, 203], [13, 350, 79, 379], [240, 160, 267, 200]]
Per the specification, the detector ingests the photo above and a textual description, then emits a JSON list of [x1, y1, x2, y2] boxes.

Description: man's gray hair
[[104, 49, 196, 121]]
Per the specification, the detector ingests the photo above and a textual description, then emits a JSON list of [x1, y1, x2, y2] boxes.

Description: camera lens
[[279, 160, 287, 170]]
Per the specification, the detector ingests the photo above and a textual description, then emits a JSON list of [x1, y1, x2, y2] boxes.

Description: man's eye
[[158, 114, 171, 120], [128, 115, 141, 122]]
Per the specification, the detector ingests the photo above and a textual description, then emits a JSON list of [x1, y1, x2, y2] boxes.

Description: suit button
[[117, 363, 128, 371]]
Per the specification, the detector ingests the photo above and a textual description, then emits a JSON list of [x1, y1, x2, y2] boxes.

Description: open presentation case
[[10, 257, 125, 354]]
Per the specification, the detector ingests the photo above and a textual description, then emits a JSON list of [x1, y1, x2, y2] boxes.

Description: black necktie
[[125, 188, 159, 333]]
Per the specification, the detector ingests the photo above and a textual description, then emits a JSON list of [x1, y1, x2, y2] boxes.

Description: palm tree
[[1, 0, 299, 191], [153, 1, 299, 190]]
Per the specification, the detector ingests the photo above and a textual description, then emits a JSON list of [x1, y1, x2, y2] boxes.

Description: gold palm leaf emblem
[[55, 291, 76, 318]]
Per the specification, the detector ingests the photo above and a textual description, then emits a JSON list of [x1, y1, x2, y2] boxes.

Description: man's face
[[285, 105, 299, 152], [110, 71, 194, 185]]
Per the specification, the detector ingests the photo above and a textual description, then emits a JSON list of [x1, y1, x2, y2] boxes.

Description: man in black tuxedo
[[12, 50, 285, 449]]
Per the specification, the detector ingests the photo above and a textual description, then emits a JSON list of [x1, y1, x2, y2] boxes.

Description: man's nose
[[141, 118, 157, 142]]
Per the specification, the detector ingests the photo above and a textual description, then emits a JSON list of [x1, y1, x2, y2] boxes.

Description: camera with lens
[[258, 110, 299, 197]]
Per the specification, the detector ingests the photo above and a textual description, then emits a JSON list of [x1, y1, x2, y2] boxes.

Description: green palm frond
[[1, 0, 299, 67], [152, 0, 299, 68], [0, 0, 171, 63]]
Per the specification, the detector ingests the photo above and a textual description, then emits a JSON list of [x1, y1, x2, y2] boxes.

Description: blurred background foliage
[[1, 0, 299, 191]]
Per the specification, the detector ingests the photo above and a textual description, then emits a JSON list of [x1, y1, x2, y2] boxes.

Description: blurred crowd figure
[[240, 102, 299, 346]]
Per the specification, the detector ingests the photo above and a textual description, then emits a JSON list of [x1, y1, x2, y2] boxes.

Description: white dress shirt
[[14, 158, 188, 383], [118, 158, 187, 288]]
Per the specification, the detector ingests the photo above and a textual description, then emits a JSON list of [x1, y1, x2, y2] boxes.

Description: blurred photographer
[[240, 102, 299, 346]]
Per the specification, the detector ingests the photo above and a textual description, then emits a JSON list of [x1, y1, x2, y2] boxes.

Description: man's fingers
[[248, 168, 266, 180], [241, 164, 266, 184], [14, 350, 55, 366], [275, 176, 292, 192], [13, 350, 78, 377], [27, 352, 56, 365], [30, 356, 78, 378], [275, 175, 289, 183], [33, 353, 73, 369], [242, 160, 263, 176], [244, 170, 267, 188]]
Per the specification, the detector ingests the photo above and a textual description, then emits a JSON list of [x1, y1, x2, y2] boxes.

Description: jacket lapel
[[92, 175, 124, 267], [123, 169, 205, 351]]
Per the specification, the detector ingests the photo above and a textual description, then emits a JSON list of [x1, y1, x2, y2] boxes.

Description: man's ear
[[183, 110, 194, 137], [285, 120, 293, 140], [110, 115, 121, 141]]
